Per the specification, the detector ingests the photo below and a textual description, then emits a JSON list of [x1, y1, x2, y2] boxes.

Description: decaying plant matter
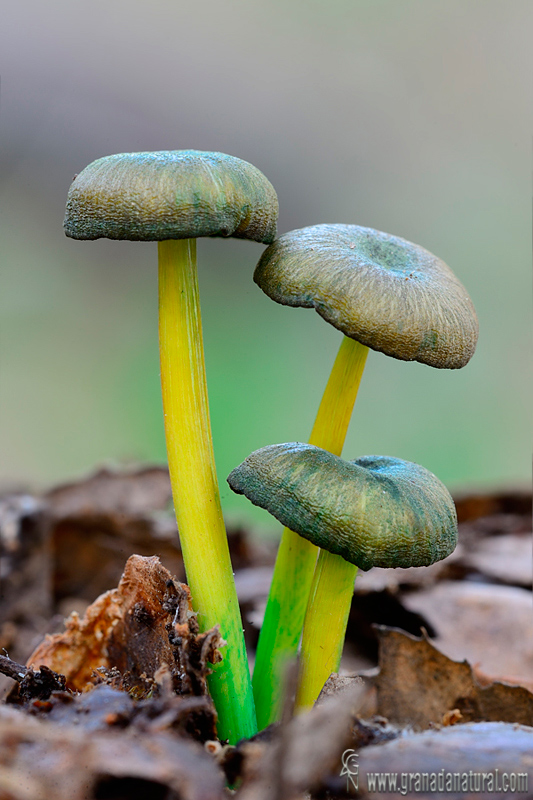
[[1, 470, 531, 798]]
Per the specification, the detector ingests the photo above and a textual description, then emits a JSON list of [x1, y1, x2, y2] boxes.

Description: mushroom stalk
[[252, 335, 368, 728], [158, 238, 256, 742], [295, 550, 357, 710]]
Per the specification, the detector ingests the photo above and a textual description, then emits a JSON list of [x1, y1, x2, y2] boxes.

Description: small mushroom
[[228, 442, 458, 708], [64, 150, 278, 742], [250, 224, 478, 725], [255, 224, 478, 369], [228, 443, 458, 571]]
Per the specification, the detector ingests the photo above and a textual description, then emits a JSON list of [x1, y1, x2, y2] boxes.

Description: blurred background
[[1, 0, 531, 532]]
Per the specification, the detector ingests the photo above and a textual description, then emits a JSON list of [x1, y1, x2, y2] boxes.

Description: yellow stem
[[295, 552, 358, 710], [295, 337, 370, 711], [308, 335, 369, 453], [252, 336, 368, 728], [158, 239, 256, 742]]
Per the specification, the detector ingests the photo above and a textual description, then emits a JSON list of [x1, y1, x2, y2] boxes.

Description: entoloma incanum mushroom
[[228, 443, 458, 706], [251, 224, 478, 725], [64, 150, 278, 742]]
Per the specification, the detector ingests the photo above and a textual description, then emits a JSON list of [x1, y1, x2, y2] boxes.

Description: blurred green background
[[1, 0, 531, 532]]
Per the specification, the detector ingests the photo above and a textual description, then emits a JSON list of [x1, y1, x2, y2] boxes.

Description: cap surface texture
[[228, 443, 457, 571], [254, 224, 478, 369], [64, 150, 278, 243]]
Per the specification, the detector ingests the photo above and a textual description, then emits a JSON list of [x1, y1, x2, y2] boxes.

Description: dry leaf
[[26, 554, 222, 698], [402, 581, 533, 685], [375, 626, 533, 728], [46, 466, 173, 518]]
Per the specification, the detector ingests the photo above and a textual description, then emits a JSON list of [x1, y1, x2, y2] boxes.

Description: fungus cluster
[[64, 150, 478, 740]]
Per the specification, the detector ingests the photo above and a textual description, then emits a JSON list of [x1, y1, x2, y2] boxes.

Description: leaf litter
[[0, 466, 532, 799]]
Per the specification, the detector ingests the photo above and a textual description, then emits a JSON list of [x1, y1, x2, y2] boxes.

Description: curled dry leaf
[[46, 466, 173, 518], [26, 554, 222, 698], [232, 628, 533, 798], [375, 626, 533, 729]]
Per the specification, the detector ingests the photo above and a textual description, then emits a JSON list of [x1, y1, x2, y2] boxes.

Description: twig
[[0, 654, 29, 682], [0, 654, 66, 701]]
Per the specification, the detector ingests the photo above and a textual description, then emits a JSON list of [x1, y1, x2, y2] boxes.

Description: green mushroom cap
[[64, 150, 278, 244], [254, 224, 478, 369], [228, 443, 457, 571]]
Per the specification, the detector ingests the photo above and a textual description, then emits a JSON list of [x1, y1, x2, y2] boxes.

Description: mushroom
[[250, 224, 478, 725], [228, 442, 458, 709], [64, 150, 278, 742]]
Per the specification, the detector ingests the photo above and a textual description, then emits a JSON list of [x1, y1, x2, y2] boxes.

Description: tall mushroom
[[251, 224, 478, 725], [64, 150, 278, 742], [228, 442, 458, 706]]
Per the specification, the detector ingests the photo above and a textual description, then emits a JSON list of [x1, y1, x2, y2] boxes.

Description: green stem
[[252, 527, 317, 729], [158, 239, 256, 742], [252, 336, 368, 729]]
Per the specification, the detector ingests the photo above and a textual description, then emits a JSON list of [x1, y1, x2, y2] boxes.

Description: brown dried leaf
[[318, 673, 379, 721], [317, 673, 365, 703], [22, 681, 218, 743], [375, 626, 533, 728], [26, 554, 222, 698], [27, 579, 122, 690], [402, 581, 533, 685]]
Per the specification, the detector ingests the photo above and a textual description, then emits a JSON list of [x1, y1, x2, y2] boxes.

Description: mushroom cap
[[254, 224, 478, 369], [64, 150, 278, 244], [228, 443, 457, 570]]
